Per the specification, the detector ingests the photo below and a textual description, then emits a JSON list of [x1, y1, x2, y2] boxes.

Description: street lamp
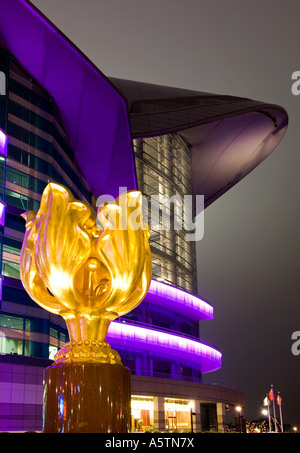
[[236, 406, 242, 433], [262, 409, 268, 433], [188, 401, 196, 433]]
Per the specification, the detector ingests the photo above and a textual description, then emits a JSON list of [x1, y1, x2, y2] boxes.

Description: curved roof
[[110, 77, 288, 211], [0, 0, 288, 212]]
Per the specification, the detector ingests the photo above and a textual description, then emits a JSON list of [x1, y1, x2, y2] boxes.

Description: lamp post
[[189, 401, 196, 433], [236, 406, 242, 433], [262, 409, 268, 433]]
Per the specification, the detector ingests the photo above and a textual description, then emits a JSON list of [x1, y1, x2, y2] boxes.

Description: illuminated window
[[164, 398, 193, 430], [49, 345, 58, 360], [2, 260, 20, 279], [0, 72, 5, 96], [0, 331, 5, 354], [0, 314, 23, 330], [131, 396, 154, 431], [133, 134, 195, 293], [0, 336, 22, 354]]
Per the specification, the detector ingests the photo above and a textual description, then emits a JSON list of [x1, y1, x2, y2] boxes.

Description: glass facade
[[0, 307, 67, 359], [0, 47, 91, 359], [133, 135, 197, 294], [3, 60, 92, 209]]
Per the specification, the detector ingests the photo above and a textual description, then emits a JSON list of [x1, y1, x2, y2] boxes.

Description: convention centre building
[[0, 0, 288, 432]]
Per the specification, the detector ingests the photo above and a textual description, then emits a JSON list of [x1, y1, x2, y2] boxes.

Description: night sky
[[30, 0, 300, 427]]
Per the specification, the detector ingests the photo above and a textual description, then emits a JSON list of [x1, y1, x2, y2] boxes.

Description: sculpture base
[[43, 362, 131, 433]]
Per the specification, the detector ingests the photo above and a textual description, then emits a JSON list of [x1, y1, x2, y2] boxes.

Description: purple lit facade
[[0, 0, 288, 432], [147, 280, 213, 321], [108, 320, 222, 374], [0, 129, 6, 302], [0, 130, 7, 158]]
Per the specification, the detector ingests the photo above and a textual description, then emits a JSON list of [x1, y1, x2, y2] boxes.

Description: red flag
[[268, 387, 274, 401], [277, 394, 282, 406]]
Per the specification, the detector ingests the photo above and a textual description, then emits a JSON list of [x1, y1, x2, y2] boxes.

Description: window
[[164, 398, 193, 430], [133, 134, 196, 293], [0, 336, 22, 354], [0, 314, 23, 329], [49, 345, 58, 360], [0, 71, 6, 96], [131, 396, 154, 431]]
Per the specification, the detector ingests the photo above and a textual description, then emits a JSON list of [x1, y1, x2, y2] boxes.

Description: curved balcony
[[144, 279, 214, 321], [107, 319, 222, 374]]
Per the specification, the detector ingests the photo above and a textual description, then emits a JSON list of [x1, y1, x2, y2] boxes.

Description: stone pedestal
[[43, 362, 131, 433]]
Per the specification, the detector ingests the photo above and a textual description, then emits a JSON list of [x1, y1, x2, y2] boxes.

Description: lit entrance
[[164, 398, 194, 430], [131, 396, 154, 431]]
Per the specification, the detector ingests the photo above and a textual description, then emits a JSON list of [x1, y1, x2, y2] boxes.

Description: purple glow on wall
[[107, 321, 222, 373], [0, 202, 5, 228], [0, 130, 7, 228], [0, 130, 7, 157], [145, 279, 214, 321]]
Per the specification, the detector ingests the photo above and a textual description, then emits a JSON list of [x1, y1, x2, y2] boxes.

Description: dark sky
[[31, 0, 300, 427]]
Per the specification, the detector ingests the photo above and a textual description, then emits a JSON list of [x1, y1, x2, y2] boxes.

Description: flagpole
[[264, 395, 272, 433], [267, 396, 272, 433], [270, 385, 278, 433], [277, 392, 284, 433]]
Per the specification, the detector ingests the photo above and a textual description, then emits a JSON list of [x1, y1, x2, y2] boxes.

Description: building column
[[142, 353, 150, 377], [153, 396, 165, 431], [171, 362, 180, 380], [135, 357, 142, 375], [195, 400, 201, 432], [216, 402, 226, 432]]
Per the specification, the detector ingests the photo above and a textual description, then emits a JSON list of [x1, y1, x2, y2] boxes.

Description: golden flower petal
[[96, 190, 152, 316]]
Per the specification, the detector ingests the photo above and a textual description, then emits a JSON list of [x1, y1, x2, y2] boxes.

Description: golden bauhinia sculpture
[[20, 183, 152, 365]]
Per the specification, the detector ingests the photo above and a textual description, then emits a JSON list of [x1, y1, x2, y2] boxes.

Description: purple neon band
[[107, 321, 222, 374], [0, 130, 7, 227], [145, 279, 214, 321], [0, 129, 7, 157], [0, 202, 6, 228]]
